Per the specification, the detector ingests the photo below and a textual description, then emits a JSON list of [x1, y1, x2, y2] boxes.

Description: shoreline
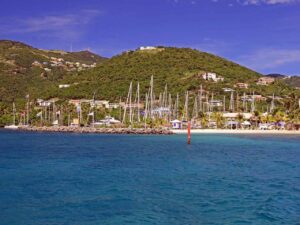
[[2, 127, 300, 135], [172, 129, 300, 135]]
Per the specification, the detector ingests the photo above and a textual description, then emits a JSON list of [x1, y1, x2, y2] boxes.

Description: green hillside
[[0, 42, 299, 102], [0, 40, 106, 101], [0, 42, 299, 126], [57, 47, 297, 100]]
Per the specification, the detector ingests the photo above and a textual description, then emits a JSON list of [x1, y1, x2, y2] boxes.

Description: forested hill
[[0, 40, 106, 101], [0, 42, 298, 103], [60, 47, 293, 100]]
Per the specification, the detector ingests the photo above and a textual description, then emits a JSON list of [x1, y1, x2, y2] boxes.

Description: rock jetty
[[19, 126, 174, 135]]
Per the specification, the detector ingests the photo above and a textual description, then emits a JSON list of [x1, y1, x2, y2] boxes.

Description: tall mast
[[137, 82, 140, 122], [242, 92, 246, 111], [13, 102, 16, 125], [229, 91, 234, 112], [144, 92, 149, 127], [199, 85, 203, 112], [119, 97, 122, 121], [223, 96, 226, 113], [122, 81, 132, 124], [52, 102, 55, 122], [251, 91, 255, 113], [192, 96, 198, 119], [164, 84, 168, 108], [150, 75, 154, 119], [93, 91, 96, 127], [236, 92, 239, 112], [78, 102, 81, 126], [168, 93, 172, 121], [211, 92, 214, 112], [129, 82, 132, 124], [206, 94, 209, 113], [26, 94, 29, 125], [184, 91, 189, 121], [176, 93, 179, 119], [270, 93, 275, 113]]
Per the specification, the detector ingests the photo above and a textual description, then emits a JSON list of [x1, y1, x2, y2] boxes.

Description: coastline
[[2, 126, 300, 135], [172, 129, 300, 135]]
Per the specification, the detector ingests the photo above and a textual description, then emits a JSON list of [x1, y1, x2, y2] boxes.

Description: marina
[[2, 75, 300, 133]]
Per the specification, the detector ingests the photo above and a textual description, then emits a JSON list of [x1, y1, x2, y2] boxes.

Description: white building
[[170, 119, 182, 129], [139, 46, 157, 51], [202, 72, 224, 82], [59, 84, 71, 89]]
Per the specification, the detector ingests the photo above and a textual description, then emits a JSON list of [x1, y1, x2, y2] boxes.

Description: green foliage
[[0, 41, 299, 126]]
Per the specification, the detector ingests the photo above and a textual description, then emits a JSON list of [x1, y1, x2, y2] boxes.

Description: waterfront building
[[170, 119, 182, 129]]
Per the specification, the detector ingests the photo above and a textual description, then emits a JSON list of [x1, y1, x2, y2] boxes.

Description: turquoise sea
[[0, 130, 299, 225]]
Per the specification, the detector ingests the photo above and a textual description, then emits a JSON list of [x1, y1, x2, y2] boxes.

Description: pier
[[18, 126, 174, 135]]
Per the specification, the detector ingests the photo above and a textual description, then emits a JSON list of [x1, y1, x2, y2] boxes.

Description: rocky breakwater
[[19, 126, 174, 135]]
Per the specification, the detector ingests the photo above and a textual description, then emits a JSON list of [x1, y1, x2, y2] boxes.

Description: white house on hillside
[[139, 46, 157, 51], [202, 72, 224, 82]]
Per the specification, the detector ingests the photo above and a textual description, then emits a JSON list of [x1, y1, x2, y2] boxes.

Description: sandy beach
[[172, 129, 300, 135]]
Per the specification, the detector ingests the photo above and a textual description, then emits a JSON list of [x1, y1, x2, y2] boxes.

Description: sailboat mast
[[236, 92, 239, 112], [129, 82, 132, 124], [137, 82, 140, 122], [13, 102, 16, 125], [223, 96, 226, 113], [270, 93, 275, 113], [185, 91, 189, 121], [251, 91, 255, 113], [122, 81, 132, 124], [93, 92, 96, 127], [150, 76, 153, 119], [242, 92, 246, 111], [176, 93, 179, 119], [199, 85, 203, 112], [26, 94, 29, 125]]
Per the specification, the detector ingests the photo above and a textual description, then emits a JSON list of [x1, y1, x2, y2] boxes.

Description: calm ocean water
[[0, 130, 299, 225]]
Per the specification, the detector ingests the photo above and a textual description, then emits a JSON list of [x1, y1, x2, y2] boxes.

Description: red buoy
[[187, 121, 191, 144]]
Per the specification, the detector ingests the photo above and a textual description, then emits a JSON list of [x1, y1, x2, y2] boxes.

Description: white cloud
[[238, 48, 300, 70], [0, 10, 102, 40], [238, 0, 300, 5]]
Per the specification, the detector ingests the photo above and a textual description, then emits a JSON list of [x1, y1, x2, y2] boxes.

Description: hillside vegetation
[[0, 40, 106, 101], [267, 74, 300, 88], [0, 42, 299, 102], [59, 47, 297, 101]]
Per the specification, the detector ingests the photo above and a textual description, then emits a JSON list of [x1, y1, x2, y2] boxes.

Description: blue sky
[[1, 0, 300, 75]]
